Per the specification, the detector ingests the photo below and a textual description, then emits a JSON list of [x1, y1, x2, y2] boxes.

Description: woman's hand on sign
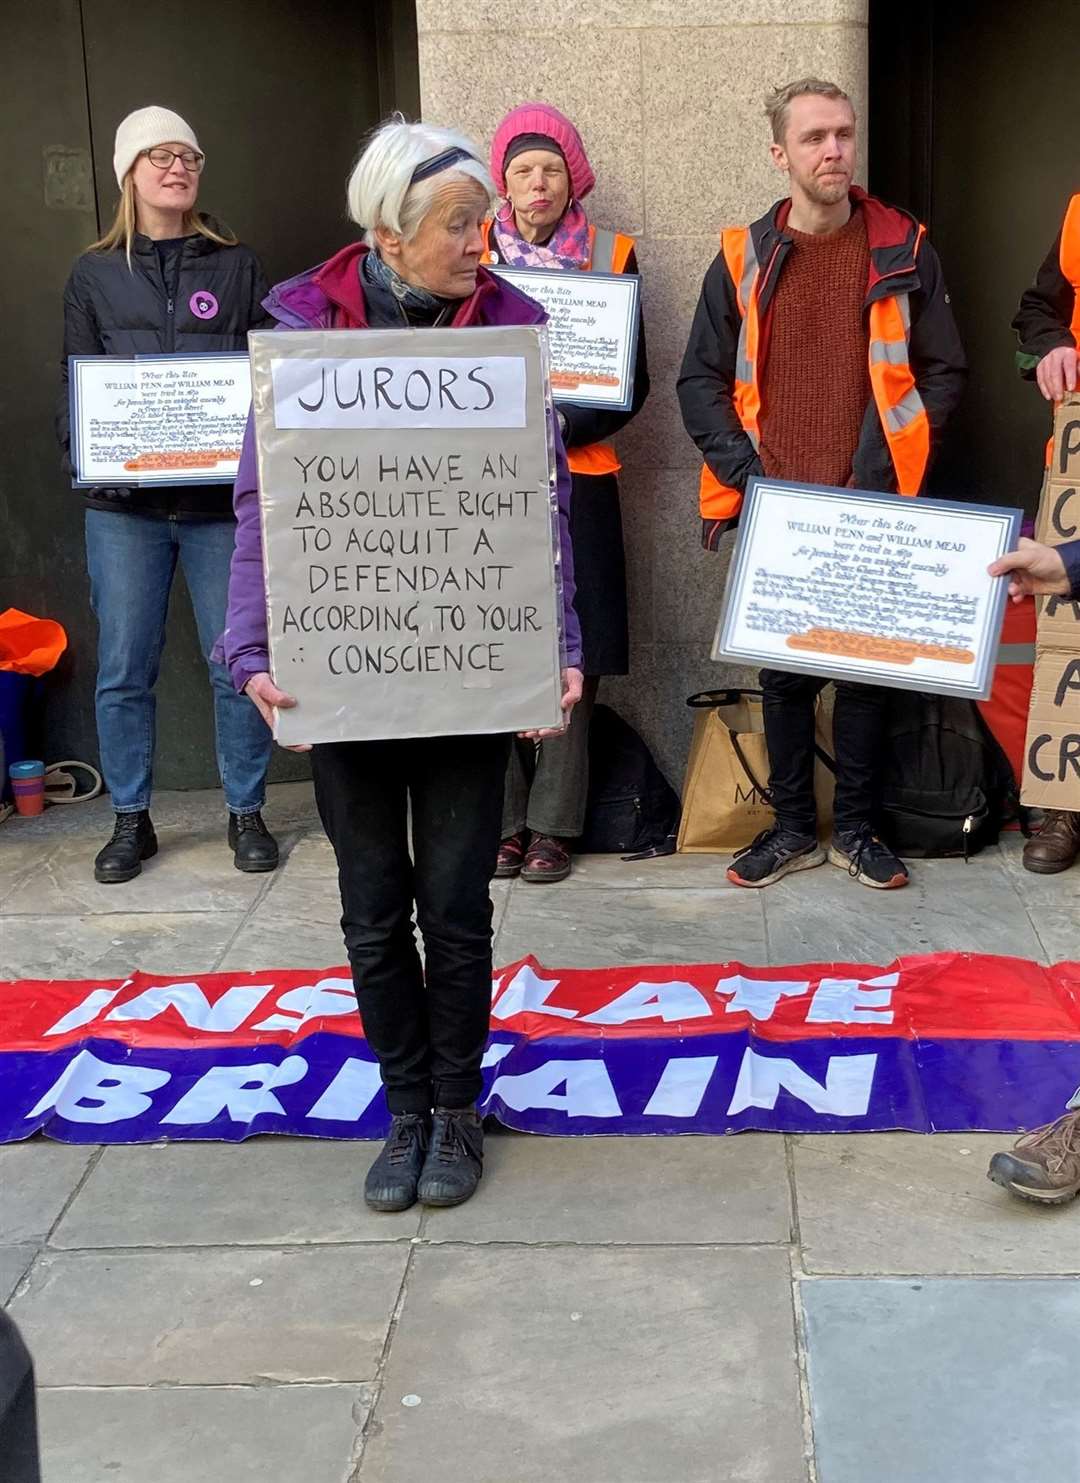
[[989, 537, 1070, 601], [243, 672, 312, 752], [518, 667, 585, 741], [1036, 346, 1079, 402]]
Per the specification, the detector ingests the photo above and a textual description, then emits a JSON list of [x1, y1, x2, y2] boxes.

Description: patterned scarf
[[361, 249, 456, 327], [491, 200, 591, 270]]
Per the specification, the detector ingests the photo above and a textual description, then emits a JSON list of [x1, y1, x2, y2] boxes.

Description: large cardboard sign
[[248, 326, 564, 746], [68, 353, 249, 485], [1023, 392, 1080, 807], [714, 479, 1020, 700]]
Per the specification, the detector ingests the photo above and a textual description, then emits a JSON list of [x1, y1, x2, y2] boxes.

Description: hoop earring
[[495, 196, 515, 223]]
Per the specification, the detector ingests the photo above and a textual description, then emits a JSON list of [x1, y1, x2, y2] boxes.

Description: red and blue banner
[[3, 953, 1080, 1142]]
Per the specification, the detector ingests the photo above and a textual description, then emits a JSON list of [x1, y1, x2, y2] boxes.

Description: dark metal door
[[871, 0, 1080, 514], [2, 1, 414, 787]]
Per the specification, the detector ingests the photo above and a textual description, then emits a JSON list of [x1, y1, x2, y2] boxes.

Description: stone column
[[416, 1, 868, 784]]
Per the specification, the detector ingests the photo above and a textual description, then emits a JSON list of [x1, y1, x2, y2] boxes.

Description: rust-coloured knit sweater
[[757, 209, 871, 486]]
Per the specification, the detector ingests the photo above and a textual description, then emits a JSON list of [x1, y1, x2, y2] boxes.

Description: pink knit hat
[[490, 103, 595, 201]]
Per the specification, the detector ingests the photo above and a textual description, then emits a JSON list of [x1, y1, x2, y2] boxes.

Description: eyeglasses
[[143, 147, 204, 173]]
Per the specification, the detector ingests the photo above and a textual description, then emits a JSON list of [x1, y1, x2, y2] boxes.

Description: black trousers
[[310, 733, 511, 1115], [761, 669, 890, 836], [0, 1312, 40, 1483]]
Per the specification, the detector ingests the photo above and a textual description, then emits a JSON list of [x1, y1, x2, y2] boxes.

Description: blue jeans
[[85, 510, 272, 814]]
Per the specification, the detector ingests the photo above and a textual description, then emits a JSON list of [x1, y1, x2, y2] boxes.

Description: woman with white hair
[[223, 118, 584, 1211]]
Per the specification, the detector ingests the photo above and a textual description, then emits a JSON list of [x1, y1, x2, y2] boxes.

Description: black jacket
[[1013, 227, 1075, 374], [57, 223, 270, 518], [677, 190, 967, 549]]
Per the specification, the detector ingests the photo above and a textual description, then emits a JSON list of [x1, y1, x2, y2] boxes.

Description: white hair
[[346, 116, 496, 246]]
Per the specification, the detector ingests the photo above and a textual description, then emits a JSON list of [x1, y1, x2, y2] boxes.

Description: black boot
[[364, 1113, 431, 1212], [418, 1107, 484, 1208], [228, 811, 279, 873], [94, 811, 157, 884]]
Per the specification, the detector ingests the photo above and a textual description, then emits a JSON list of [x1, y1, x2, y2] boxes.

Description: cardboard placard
[[247, 325, 565, 747], [1022, 392, 1080, 807]]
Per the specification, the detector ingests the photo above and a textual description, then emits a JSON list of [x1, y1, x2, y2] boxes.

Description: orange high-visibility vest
[[698, 223, 932, 522], [482, 221, 636, 477], [1041, 194, 1080, 466]]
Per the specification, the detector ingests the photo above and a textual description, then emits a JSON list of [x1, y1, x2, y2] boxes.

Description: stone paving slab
[[424, 1132, 791, 1246], [0, 1245, 37, 1302], [792, 1133, 1080, 1275], [0, 911, 247, 978], [762, 854, 1048, 965], [10, 1245, 407, 1386], [0, 1142, 96, 1243], [801, 1275, 1080, 1483], [495, 884, 767, 968], [217, 913, 351, 971], [565, 852, 740, 890], [0, 827, 287, 917], [38, 1382, 373, 1483], [361, 1244, 807, 1483], [53, 1140, 418, 1248]]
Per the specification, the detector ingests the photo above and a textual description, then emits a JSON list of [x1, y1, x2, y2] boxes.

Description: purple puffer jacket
[[222, 243, 582, 695]]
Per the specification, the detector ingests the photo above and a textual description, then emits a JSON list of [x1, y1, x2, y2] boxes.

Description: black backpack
[[579, 703, 680, 858], [877, 691, 1021, 858]]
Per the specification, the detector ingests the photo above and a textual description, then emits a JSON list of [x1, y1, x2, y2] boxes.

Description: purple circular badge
[[189, 290, 219, 320]]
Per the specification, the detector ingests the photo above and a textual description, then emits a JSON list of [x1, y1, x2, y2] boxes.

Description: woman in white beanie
[[56, 105, 279, 885]]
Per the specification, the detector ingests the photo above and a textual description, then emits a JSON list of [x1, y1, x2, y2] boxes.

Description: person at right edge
[[677, 77, 966, 892], [1010, 192, 1080, 875]]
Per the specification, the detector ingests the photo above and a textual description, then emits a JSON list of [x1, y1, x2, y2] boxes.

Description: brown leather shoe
[[521, 833, 572, 884], [988, 1109, 1080, 1204], [1023, 810, 1080, 874], [494, 831, 528, 880]]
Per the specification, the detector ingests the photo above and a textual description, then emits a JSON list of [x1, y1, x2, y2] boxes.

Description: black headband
[[410, 146, 474, 184]]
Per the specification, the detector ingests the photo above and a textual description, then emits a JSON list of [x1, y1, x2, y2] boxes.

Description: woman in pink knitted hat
[[485, 103, 650, 885]]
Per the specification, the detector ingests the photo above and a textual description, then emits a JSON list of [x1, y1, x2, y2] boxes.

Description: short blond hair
[[764, 78, 853, 144]]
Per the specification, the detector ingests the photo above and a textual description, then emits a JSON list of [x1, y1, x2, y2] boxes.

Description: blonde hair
[[346, 115, 495, 247], [88, 172, 237, 265], [764, 78, 853, 144]]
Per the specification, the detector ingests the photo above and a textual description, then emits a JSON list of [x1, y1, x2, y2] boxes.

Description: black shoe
[[364, 1113, 431, 1212], [727, 825, 825, 888], [94, 811, 157, 884], [228, 811, 279, 873], [829, 824, 909, 890], [418, 1107, 484, 1208]]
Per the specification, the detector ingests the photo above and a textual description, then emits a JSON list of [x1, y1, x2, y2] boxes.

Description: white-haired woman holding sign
[[223, 118, 583, 1211]]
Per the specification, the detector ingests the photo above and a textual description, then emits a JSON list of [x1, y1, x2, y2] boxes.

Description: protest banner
[[1023, 392, 1080, 808], [487, 266, 640, 409], [68, 353, 249, 485], [714, 479, 1020, 700], [248, 325, 564, 746], [7, 952, 1080, 1142]]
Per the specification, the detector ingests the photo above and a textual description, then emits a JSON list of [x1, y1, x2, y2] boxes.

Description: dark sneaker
[[417, 1107, 484, 1207], [828, 824, 909, 890], [727, 826, 824, 888], [94, 811, 157, 884], [494, 830, 528, 880], [521, 832, 572, 884], [1023, 809, 1080, 875], [364, 1113, 431, 1212], [228, 811, 279, 873], [988, 1109, 1080, 1205]]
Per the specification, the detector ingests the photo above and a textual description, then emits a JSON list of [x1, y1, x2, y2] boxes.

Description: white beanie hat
[[113, 106, 201, 187]]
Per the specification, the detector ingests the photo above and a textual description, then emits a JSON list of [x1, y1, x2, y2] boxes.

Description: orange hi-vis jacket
[[1062, 194, 1080, 340], [482, 220, 635, 476], [678, 187, 966, 547]]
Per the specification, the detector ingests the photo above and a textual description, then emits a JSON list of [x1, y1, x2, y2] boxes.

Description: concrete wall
[[416, 0, 868, 786]]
